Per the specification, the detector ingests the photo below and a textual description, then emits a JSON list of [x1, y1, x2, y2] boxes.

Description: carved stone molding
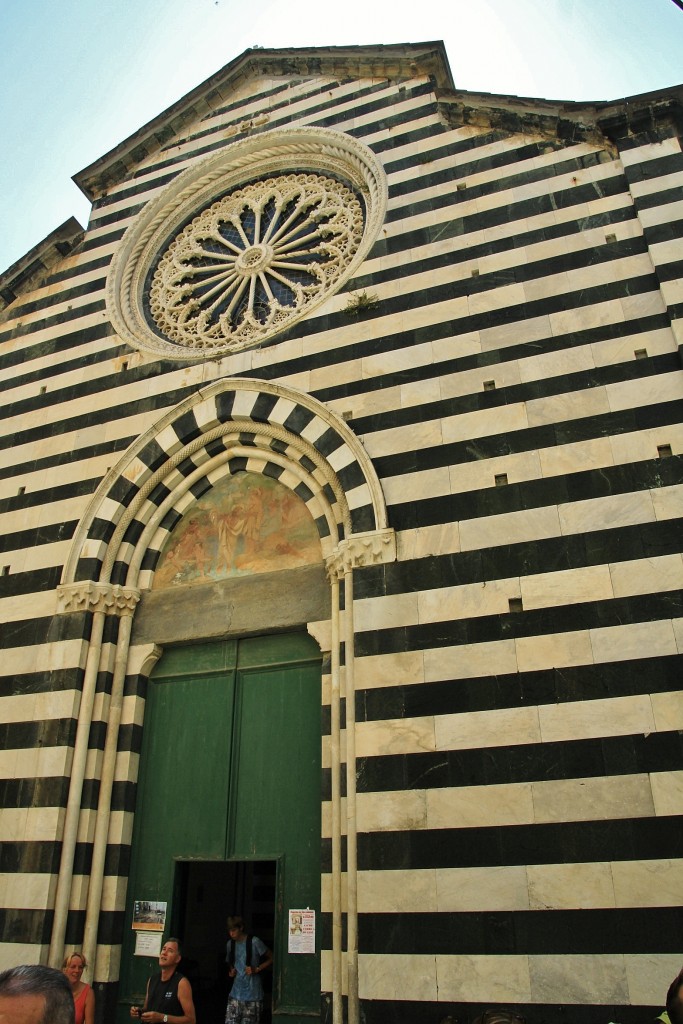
[[61, 379, 392, 589], [106, 127, 387, 360], [325, 528, 396, 579], [57, 582, 141, 616]]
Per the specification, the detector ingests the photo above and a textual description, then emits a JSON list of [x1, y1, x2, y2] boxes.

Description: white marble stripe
[[55, 126, 619, 272], [619, 137, 682, 166], [0, 370, 196, 441], [630, 170, 683, 198], [389, 135, 598, 187], [354, 692, 681, 760], [0, 588, 59, 623], [79, 112, 440, 243], [3, 265, 108, 317], [0, 807, 64, 843], [380, 426, 683, 508], [0, 689, 79, 725], [164, 74, 344, 140], [0, 638, 87, 683], [0, 307, 110, 360], [638, 198, 683, 229], [1, 287, 107, 332], [394, 141, 612, 208], [353, 553, 683, 632], [342, 859, 683, 913], [347, 950, 682, 1006], [0, 873, 55, 910], [353, 772, 657, 834], [352, 618, 682, 693], [0, 539, 71, 576], [1, 215, 651, 407], [0, 944, 49, 972], [117, 77, 414, 193]]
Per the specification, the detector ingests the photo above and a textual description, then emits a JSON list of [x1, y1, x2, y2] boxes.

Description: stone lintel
[[132, 563, 330, 647]]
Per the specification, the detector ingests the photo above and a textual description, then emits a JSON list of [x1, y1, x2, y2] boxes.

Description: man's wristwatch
[[163, 1016, 168, 1023]]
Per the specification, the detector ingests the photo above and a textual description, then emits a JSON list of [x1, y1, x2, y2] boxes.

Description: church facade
[[0, 42, 682, 1024]]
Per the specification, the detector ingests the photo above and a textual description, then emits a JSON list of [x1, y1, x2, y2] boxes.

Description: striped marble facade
[[0, 42, 681, 1024]]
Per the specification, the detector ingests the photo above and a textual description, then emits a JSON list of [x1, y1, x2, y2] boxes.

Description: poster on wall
[[288, 909, 315, 954], [134, 931, 163, 958], [132, 900, 167, 932]]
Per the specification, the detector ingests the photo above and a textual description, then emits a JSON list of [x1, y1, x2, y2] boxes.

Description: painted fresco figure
[[131, 937, 196, 1024], [225, 915, 273, 1024], [241, 488, 265, 557], [211, 506, 246, 573], [62, 952, 95, 1024]]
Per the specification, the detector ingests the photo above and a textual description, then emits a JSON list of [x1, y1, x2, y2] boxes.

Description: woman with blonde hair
[[62, 951, 95, 1024]]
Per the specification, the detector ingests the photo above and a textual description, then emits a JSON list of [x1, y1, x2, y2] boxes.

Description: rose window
[[148, 174, 363, 352], [106, 128, 387, 360]]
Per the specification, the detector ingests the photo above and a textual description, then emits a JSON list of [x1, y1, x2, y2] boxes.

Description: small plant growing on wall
[[343, 290, 379, 316]]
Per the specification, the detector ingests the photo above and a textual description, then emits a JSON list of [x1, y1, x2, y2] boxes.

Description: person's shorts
[[225, 997, 264, 1024]]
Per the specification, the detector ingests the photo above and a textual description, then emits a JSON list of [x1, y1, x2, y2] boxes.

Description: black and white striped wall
[[0, 43, 681, 1024]]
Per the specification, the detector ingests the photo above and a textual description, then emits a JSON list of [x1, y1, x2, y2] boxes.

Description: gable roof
[[72, 41, 455, 202]]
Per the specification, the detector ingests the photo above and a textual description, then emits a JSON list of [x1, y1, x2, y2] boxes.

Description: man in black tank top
[[130, 938, 196, 1024]]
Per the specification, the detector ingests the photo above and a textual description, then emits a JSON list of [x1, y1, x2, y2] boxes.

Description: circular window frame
[[106, 127, 388, 360]]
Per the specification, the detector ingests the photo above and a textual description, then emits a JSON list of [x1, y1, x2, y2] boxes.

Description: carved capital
[[325, 528, 396, 580], [57, 582, 141, 616]]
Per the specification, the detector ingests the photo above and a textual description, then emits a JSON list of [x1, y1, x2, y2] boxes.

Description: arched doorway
[[51, 378, 396, 1024]]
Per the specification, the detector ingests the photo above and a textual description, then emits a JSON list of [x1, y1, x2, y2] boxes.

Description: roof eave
[[435, 82, 683, 153], [0, 217, 85, 313]]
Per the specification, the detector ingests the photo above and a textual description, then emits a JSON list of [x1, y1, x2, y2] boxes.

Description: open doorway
[[175, 860, 276, 1023]]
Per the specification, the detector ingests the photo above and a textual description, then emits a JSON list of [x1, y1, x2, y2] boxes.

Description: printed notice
[[134, 931, 163, 957], [288, 909, 315, 954], [132, 900, 167, 932]]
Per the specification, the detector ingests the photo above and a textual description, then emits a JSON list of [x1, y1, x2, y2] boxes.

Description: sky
[[0, 0, 681, 275]]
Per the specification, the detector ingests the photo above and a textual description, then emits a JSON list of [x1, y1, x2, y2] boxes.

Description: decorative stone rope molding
[[57, 581, 141, 616], [325, 527, 397, 579], [106, 127, 387, 360]]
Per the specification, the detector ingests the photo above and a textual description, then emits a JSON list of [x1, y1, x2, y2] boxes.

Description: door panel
[[232, 650, 322, 1015], [141, 673, 235, 861]]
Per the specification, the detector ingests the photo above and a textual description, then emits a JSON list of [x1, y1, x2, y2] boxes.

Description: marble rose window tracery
[[149, 173, 363, 352]]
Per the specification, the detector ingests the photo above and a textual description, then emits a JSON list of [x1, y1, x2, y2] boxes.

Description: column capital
[[325, 528, 396, 580], [57, 582, 141, 616]]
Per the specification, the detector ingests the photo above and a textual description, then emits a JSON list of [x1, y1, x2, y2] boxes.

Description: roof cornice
[[435, 84, 683, 154], [0, 217, 84, 315]]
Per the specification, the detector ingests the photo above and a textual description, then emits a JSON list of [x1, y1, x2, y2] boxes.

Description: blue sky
[[0, 0, 681, 274]]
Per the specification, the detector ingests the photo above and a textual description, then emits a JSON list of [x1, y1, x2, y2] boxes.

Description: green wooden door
[[117, 632, 321, 1024]]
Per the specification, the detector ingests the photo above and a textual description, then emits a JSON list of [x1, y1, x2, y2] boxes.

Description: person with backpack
[[225, 915, 273, 1024]]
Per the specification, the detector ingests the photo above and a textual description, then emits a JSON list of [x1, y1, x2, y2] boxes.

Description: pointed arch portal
[[50, 378, 395, 1024]]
